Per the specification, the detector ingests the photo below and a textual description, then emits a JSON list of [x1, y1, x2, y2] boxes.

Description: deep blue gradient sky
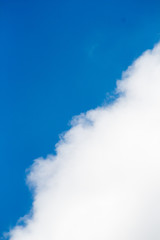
[[1, 0, 160, 235]]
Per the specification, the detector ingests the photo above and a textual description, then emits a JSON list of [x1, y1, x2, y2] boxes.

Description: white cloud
[[7, 43, 160, 240]]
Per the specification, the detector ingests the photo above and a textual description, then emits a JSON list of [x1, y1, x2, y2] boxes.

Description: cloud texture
[[7, 43, 160, 240]]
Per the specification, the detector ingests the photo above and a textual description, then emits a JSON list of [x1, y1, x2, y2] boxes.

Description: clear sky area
[[1, 0, 160, 235]]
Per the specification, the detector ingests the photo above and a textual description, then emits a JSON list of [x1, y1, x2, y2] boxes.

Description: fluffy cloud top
[[7, 43, 160, 240]]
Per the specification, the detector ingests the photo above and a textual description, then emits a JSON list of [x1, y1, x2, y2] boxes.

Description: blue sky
[[1, 0, 160, 235]]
